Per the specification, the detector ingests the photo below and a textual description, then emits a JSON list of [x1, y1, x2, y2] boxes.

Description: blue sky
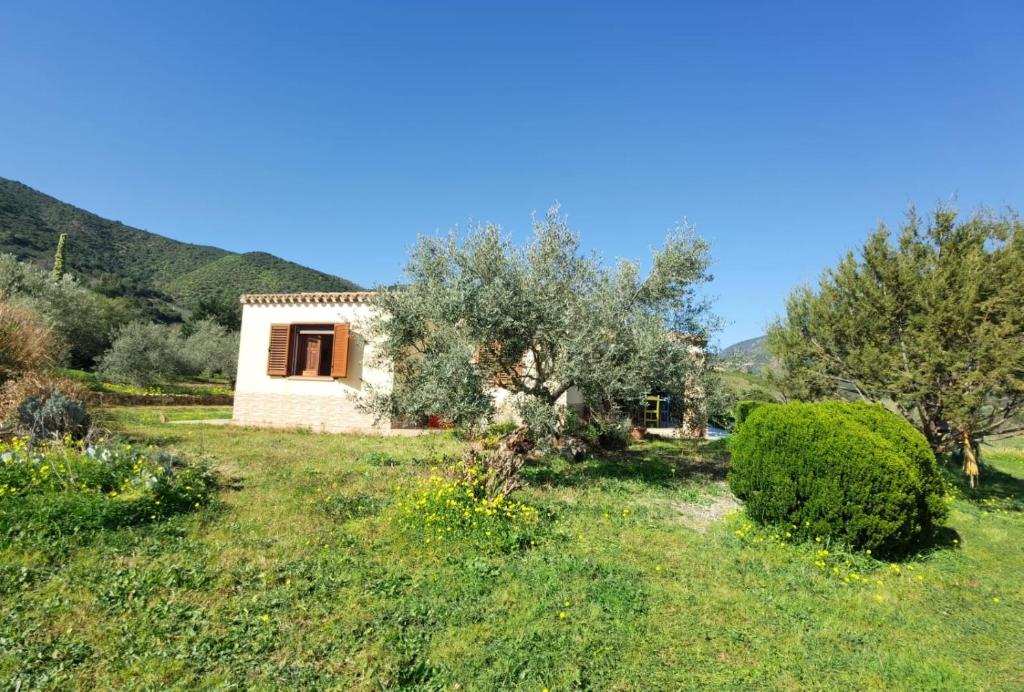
[[2, 1, 1022, 347]]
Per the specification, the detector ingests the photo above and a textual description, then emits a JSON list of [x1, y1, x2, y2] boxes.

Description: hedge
[[728, 400, 947, 555]]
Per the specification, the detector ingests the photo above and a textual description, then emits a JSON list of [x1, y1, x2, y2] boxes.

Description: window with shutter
[[331, 323, 350, 378], [267, 324, 291, 376]]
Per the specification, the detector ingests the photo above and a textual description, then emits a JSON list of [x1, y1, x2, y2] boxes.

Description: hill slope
[[0, 177, 361, 318], [719, 335, 775, 374]]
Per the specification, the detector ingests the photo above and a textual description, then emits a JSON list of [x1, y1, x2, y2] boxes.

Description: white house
[[232, 292, 389, 432], [232, 291, 705, 436]]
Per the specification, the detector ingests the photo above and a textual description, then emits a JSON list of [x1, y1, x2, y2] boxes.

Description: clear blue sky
[[2, 1, 1022, 347]]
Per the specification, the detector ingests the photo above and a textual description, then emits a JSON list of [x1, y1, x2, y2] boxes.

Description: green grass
[[60, 369, 234, 397], [2, 409, 1022, 688]]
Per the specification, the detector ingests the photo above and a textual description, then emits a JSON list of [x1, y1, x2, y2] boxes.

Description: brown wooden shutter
[[267, 324, 291, 376], [331, 323, 350, 378]]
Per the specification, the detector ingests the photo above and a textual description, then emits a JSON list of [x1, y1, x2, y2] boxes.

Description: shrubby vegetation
[[97, 321, 185, 386], [0, 302, 55, 381], [767, 207, 1024, 484], [0, 254, 134, 368], [0, 437, 217, 545], [728, 401, 947, 555], [732, 399, 768, 427], [1, 372, 92, 441], [179, 319, 239, 379], [97, 319, 238, 386], [15, 391, 91, 441]]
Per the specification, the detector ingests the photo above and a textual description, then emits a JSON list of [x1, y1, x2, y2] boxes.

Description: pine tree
[[767, 207, 1024, 486], [51, 233, 67, 281]]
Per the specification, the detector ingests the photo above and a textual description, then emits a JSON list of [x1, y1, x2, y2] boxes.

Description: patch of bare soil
[[671, 494, 741, 532]]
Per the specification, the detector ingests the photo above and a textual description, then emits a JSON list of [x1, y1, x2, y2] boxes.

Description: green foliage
[[390, 466, 544, 553], [2, 408, 1021, 688], [597, 418, 632, 450], [96, 318, 238, 386], [728, 401, 948, 555], [0, 177, 361, 325], [364, 206, 716, 444], [709, 367, 782, 427], [0, 438, 217, 545], [97, 321, 187, 386], [0, 254, 135, 368], [766, 207, 1024, 473], [733, 399, 769, 426], [180, 319, 239, 380], [185, 294, 242, 331], [17, 391, 91, 441], [360, 451, 402, 467], [51, 232, 66, 281], [719, 335, 776, 374]]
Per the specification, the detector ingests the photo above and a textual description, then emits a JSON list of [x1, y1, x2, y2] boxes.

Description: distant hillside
[[719, 335, 776, 374], [0, 177, 361, 320]]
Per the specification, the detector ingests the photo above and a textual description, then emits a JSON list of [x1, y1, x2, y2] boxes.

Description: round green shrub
[[727, 401, 947, 555]]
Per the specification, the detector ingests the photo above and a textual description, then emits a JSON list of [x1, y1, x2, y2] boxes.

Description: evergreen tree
[[51, 233, 66, 281], [767, 207, 1024, 485]]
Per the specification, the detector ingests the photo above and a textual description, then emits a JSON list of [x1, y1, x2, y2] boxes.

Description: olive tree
[[767, 207, 1024, 486], [361, 207, 716, 492]]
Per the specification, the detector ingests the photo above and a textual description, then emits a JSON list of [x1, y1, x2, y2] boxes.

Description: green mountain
[[719, 335, 776, 374], [0, 177, 361, 321]]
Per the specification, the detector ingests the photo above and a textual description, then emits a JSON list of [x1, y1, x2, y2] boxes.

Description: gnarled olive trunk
[[461, 426, 535, 499]]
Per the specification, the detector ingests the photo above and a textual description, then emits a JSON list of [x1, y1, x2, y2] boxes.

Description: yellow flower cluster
[[390, 467, 541, 549]]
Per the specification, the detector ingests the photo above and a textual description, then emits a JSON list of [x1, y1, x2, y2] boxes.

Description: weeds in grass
[[390, 463, 545, 552], [0, 436, 217, 546]]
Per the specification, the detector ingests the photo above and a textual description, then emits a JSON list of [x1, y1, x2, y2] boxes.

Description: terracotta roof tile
[[239, 291, 376, 305]]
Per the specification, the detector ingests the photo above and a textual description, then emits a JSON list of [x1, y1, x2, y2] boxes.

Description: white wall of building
[[232, 300, 390, 432]]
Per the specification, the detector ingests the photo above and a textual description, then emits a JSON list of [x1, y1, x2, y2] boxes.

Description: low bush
[[390, 464, 544, 553], [0, 438, 217, 544], [728, 401, 947, 555], [0, 372, 89, 437], [17, 391, 91, 441], [562, 409, 600, 448], [0, 302, 56, 381], [596, 418, 632, 451]]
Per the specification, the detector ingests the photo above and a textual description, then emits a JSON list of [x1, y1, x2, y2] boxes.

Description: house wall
[[233, 295, 676, 436], [232, 301, 390, 433]]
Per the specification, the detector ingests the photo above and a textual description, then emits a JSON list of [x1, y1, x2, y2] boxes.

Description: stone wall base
[[232, 391, 389, 434]]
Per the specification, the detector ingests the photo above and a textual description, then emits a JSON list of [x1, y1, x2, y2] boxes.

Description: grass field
[[2, 406, 1022, 689]]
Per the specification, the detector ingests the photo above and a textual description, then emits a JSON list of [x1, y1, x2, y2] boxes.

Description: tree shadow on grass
[[526, 439, 730, 490], [941, 457, 1024, 513]]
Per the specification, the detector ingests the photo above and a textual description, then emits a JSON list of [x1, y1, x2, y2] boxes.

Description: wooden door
[[301, 335, 322, 376]]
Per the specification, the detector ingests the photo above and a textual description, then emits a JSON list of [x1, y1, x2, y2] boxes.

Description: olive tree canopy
[[362, 207, 716, 441]]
